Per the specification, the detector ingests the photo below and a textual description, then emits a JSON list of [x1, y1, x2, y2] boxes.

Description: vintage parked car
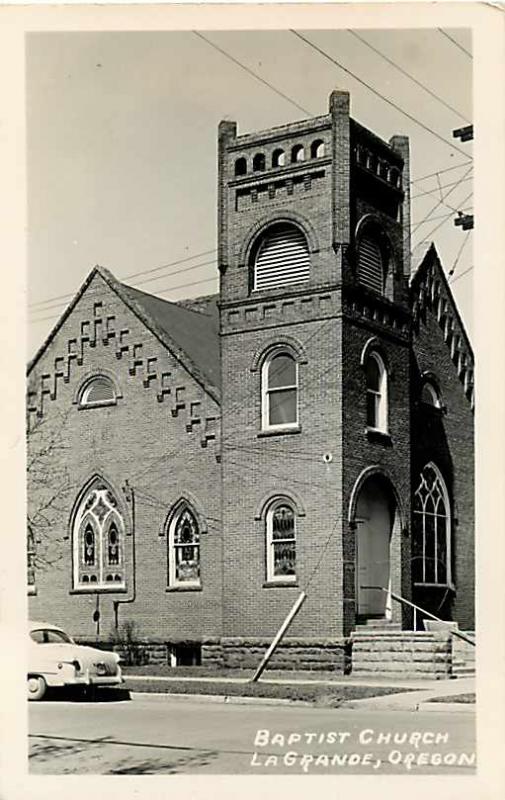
[[28, 621, 123, 701]]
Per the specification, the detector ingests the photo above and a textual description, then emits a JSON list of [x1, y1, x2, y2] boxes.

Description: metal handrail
[[361, 585, 475, 647]]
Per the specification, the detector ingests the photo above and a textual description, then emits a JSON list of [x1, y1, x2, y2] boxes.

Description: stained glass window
[[73, 483, 125, 589], [266, 502, 296, 582], [413, 464, 451, 585], [169, 508, 201, 587]]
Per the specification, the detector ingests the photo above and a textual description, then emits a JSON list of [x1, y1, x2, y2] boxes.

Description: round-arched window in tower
[[252, 222, 310, 291]]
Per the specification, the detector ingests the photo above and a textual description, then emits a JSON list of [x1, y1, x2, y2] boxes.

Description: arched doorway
[[354, 474, 396, 620]]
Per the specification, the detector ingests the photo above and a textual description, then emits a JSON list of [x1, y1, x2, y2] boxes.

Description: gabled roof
[[28, 266, 221, 404], [410, 241, 473, 360]]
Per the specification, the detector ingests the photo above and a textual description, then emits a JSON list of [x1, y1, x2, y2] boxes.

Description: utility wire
[[449, 265, 473, 285], [29, 248, 218, 310], [29, 275, 218, 326], [348, 30, 470, 123], [410, 174, 472, 201], [29, 257, 218, 318], [438, 29, 473, 59], [448, 230, 471, 277], [193, 31, 312, 117], [291, 30, 472, 160]]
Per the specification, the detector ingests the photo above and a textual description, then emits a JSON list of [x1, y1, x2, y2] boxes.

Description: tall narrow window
[[266, 501, 297, 582], [253, 223, 310, 291], [253, 153, 266, 172], [366, 352, 388, 432], [27, 526, 36, 594], [73, 482, 125, 589], [413, 464, 451, 586], [357, 235, 385, 294], [168, 507, 201, 588], [262, 350, 298, 431]]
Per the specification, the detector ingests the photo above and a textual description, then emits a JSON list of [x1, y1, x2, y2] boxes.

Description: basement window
[[168, 643, 202, 667]]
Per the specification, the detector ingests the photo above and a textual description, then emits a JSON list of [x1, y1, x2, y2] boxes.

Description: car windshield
[[30, 628, 73, 644]]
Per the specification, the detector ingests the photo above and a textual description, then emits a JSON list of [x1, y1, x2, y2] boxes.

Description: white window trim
[[266, 501, 297, 584], [168, 508, 201, 589], [366, 352, 388, 434], [72, 487, 126, 590], [261, 350, 299, 432], [79, 376, 117, 409], [413, 462, 452, 587]]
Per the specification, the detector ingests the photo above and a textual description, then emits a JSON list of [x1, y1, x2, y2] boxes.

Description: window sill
[[365, 427, 392, 445], [414, 582, 455, 591], [166, 585, 203, 593], [78, 400, 118, 410], [258, 426, 301, 438], [27, 586, 37, 596], [70, 585, 127, 594], [263, 580, 298, 588]]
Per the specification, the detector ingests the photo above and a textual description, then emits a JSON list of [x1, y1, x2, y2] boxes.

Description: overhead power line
[[193, 31, 312, 117], [348, 30, 470, 123], [291, 30, 473, 160], [438, 29, 473, 59], [29, 247, 218, 310]]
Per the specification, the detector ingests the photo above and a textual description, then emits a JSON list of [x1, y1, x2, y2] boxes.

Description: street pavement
[[29, 693, 476, 775]]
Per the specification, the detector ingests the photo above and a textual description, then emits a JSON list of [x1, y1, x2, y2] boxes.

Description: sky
[[26, 28, 473, 355]]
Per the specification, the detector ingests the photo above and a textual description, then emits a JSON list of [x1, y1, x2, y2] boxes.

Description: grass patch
[[124, 677, 409, 706], [428, 693, 476, 704]]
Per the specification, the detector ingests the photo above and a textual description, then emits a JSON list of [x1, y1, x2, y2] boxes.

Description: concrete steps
[[350, 625, 476, 679]]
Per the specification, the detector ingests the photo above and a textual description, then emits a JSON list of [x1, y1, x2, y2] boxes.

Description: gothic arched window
[[252, 222, 310, 291], [73, 482, 125, 589], [168, 507, 201, 588], [413, 464, 451, 586], [421, 381, 442, 408], [261, 349, 298, 431], [365, 352, 388, 432], [266, 500, 297, 582]]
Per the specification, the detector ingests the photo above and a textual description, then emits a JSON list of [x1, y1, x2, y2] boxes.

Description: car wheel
[[27, 675, 47, 701]]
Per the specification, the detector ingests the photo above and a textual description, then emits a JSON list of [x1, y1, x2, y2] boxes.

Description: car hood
[[33, 643, 119, 665]]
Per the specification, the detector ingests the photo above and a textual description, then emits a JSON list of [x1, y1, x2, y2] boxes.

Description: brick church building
[[27, 91, 474, 672]]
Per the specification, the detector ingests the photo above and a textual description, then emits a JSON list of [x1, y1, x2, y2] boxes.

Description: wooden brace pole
[[250, 591, 307, 683]]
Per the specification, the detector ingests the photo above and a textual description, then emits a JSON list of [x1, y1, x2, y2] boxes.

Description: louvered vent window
[[253, 224, 310, 291], [357, 236, 384, 294], [80, 376, 116, 407]]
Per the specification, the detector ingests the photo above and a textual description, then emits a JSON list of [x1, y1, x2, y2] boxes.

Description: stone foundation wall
[[351, 631, 453, 679]]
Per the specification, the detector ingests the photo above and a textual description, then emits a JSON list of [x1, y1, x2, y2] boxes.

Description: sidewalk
[[125, 671, 475, 711], [342, 677, 475, 711]]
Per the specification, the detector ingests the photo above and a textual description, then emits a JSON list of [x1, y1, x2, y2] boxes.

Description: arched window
[[168, 507, 201, 588], [421, 381, 442, 408], [266, 500, 296, 582], [272, 148, 285, 168], [73, 482, 125, 589], [365, 352, 388, 432], [357, 234, 385, 294], [234, 157, 247, 177], [311, 139, 325, 158], [252, 222, 310, 291], [253, 153, 266, 172], [262, 349, 298, 431], [79, 375, 116, 408], [413, 464, 451, 586], [291, 144, 305, 163]]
